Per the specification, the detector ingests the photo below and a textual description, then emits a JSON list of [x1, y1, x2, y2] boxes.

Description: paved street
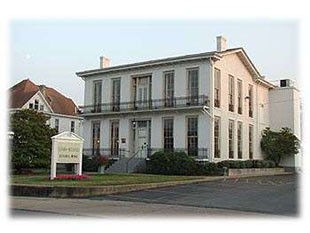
[[91, 174, 299, 216], [10, 174, 298, 218]]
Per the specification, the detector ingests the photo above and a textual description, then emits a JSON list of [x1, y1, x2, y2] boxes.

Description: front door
[[134, 121, 149, 158]]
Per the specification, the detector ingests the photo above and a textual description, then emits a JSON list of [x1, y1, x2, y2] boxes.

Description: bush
[[146, 151, 197, 175]]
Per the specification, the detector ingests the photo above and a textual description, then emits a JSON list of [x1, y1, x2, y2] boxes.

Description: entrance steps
[[105, 157, 146, 174]]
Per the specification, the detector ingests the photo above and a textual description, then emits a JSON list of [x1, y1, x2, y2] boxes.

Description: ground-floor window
[[237, 121, 242, 159], [187, 116, 198, 156], [163, 118, 174, 151], [228, 120, 234, 159], [92, 121, 101, 155], [214, 116, 220, 158], [110, 120, 119, 156], [249, 124, 254, 159]]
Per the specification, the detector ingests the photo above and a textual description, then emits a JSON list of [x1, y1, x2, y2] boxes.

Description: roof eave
[[76, 53, 221, 78]]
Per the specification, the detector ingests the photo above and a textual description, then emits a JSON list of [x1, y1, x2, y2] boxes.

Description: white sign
[[50, 132, 84, 180], [57, 142, 81, 163]]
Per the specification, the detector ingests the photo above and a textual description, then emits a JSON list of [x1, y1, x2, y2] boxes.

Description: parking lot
[[90, 174, 299, 216]]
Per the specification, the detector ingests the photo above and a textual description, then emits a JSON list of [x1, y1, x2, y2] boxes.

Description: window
[[92, 121, 101, 155], [237, 79, 242, 114], [112, 78, 121, 111], [248, 84, 253, 117], [70, 121, 75, 133], [163, 118, 174, 151], [187, 68, 199, 105], [187, 117, 198, 156], [29, 103, 33, 109], [228, 75, 234, 112], [93, 80, 102, 112], [110, 121, 119, 156], [249, 124, 254, 159], [164, 71, 175, 107], [214, 117, 221, 158], [34, 99, 39, 110], [214, 68, 221, 108], [228, 120, 234, 159], [55, 119, 59, 133], [39, 104, 44, 111], [237, 122, 242, 159]]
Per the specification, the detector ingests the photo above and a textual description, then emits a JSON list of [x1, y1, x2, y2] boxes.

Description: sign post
[[50, 131, 84, 180]]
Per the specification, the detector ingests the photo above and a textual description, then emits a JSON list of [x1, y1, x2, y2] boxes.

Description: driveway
[[90, 174, 299, 216]]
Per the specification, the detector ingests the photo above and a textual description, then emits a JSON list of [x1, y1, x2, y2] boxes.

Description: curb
[[11, 172, 292, 198]]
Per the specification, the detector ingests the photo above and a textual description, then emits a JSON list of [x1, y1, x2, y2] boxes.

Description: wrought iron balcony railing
[[147, 148, 208, 160], [82, 147, 209, 160], [80, 95, 209, 115]]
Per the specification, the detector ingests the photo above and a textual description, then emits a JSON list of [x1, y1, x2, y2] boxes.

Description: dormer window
[[34, 99, 39, 110], [29, 103, 33, 109], [40, 104, 44, 111]]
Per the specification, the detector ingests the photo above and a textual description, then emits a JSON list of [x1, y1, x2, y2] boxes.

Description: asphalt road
[[90, 174, 299, 216]]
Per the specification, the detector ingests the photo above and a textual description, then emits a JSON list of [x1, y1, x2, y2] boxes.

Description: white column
[[50, 139, 57, 180]]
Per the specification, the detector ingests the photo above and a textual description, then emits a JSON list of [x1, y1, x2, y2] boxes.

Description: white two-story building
[[77, 36, 301, 171]]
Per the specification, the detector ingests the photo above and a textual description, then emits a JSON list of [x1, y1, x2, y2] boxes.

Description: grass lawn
[[11, 173, 204, 187]]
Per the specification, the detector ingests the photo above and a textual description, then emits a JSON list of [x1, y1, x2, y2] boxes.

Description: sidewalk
[[10, 196, 276, 218]]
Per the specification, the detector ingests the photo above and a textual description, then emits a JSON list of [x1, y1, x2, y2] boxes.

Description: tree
[[260, 127, 300, 166], [10, 109, 57, 171]]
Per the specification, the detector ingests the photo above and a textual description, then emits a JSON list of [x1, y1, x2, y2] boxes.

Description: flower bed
[[53, 174, 90, 180]]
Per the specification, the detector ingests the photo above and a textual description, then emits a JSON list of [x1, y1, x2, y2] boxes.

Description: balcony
[[80, 95, 209, 115]]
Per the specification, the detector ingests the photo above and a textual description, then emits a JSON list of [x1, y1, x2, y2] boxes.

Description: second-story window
[[112, 78, 121, 111], [55, 119, 59, 133], [187, 68, 199, 105], [228, 75, 234, 112], [214, 68, 221, 108], [248, 84, 253, 117], [237, 79, 242, 114], [164, 71, 174, 107], [133, 76, 152, 109], [93, 80, 102, 113], [70, 121, 75, 133]]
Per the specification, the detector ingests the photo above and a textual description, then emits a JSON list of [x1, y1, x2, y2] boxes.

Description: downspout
[[209, 58, 215, 162]]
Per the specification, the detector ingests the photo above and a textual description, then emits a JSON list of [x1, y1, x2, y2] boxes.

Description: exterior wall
[[212, 53, 270, 161], [18, 92, 83, 137], [22, 92, 52, 113], [269, 86, 301, 168], [83, 60, 212, 107]]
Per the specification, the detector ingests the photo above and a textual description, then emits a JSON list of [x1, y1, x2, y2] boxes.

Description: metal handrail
[[126, 148, 144, 173]]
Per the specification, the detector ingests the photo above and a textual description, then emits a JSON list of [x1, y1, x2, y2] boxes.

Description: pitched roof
[[9, 79, 78, 116]]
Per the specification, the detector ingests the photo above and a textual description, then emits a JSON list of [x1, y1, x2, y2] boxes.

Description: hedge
[[146, 151, 277, 176]]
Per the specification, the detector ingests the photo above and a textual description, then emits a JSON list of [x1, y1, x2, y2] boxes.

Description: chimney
[[216, 36, 227, 52], [38, 85, 46, 96], [100, 56, 110, 68]]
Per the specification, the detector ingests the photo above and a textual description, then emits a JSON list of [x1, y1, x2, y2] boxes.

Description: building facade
[[77, 36, 301, 169], [9, 79, 83, 136]]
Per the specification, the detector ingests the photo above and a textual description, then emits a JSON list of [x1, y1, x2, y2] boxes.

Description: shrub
[[146, 151, 197, 175]]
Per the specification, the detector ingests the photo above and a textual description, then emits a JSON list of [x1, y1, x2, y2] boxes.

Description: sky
[[9, 20, 298, 105]]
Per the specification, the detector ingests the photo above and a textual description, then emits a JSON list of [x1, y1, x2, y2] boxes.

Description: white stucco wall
[[269, 86, 301, 168], [212, 53, 270, 161]]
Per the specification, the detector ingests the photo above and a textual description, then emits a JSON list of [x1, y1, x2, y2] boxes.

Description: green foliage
[[82, 155, 115, 172], [260, 127, 300, 165], [10, 109, 57, 170], [146, 151, 198, 175]]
